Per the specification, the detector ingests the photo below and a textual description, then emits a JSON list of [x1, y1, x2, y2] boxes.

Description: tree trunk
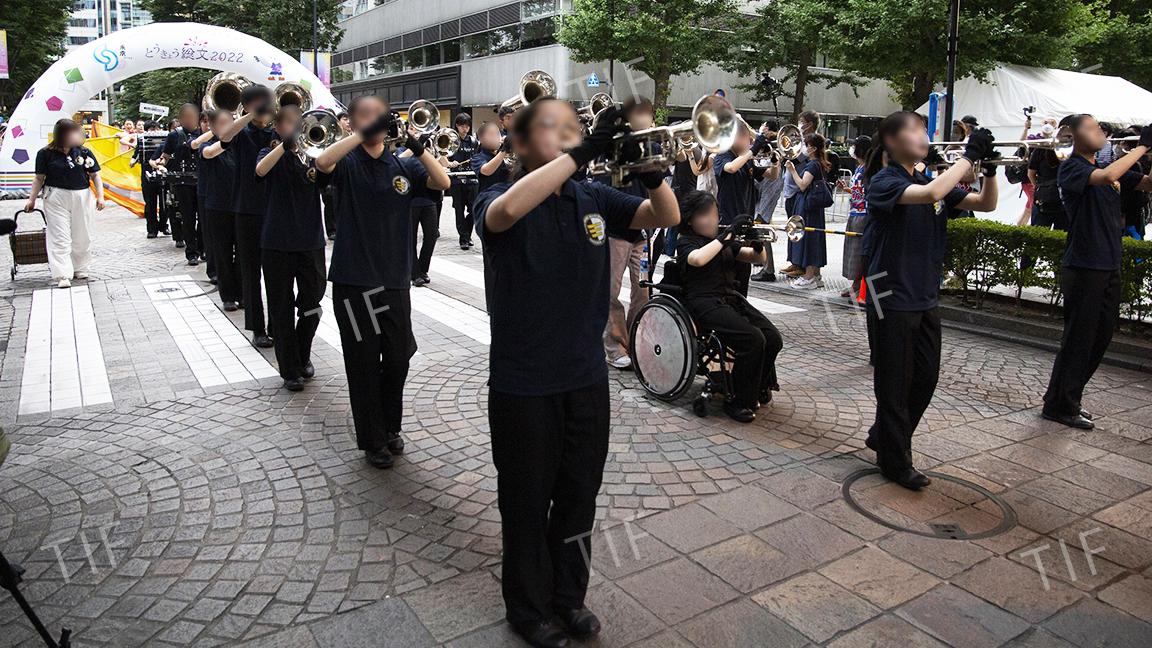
[[907, 73, 936, 111], [792, 49, 812, 124]]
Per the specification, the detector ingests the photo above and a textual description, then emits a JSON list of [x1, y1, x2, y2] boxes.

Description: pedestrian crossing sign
[[587, 73, 600, 88]]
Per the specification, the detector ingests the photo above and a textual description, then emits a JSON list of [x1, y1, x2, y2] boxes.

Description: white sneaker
[[56, 278, 71, 289], [791, 276, 818, 289], [609, 356, 632, 369], [73, 272, 88, 280]]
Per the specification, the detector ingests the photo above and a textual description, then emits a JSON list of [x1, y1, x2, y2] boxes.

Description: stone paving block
[[402, 570, 505, 643], [676, 599, 808, 648], [625, 630, 695, 648], [232, 626, 319, 648], [876, 533, 993, 578], [754, 512, 864, 569], [1043, 598, 1152, 648], [696, 484, 800, 531], [590, 521, 679, 581], [582, 582, 665, 648], [818, 546, 939, 609], [952, 556, 1083, 623], [691, 534, 799, 593], [896, 584, 1030, 648], [1093, 501, 1152, 539], [616, 558, 738, 625], [444, 623, 530, 648], [1001, 628, 1080, 648], [309, 597, 435, 648], [1099, 574, 1152, 622], [1048, 522, 1152, 571], [825, 614, 948, 648], [752, 572, 879, 643], [634, 503, 743, 554], [756, 467, 842, 509]]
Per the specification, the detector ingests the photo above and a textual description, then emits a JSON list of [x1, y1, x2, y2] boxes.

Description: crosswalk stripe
[[144, 275, 279, 388], [19, 286, 113, 415], [410, 286, 490, 345]]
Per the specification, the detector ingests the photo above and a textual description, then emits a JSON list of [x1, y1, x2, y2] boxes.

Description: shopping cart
[[8, 208, 49, 280]]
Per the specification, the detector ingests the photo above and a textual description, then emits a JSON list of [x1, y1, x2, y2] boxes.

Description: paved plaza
[[1, 200, 1151, 648]]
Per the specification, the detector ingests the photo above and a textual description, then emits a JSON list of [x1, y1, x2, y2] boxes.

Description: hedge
[[943, 218, 1152, 321]]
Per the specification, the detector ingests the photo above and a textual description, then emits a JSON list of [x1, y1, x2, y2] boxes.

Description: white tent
[[917, 64, 1152, 224]]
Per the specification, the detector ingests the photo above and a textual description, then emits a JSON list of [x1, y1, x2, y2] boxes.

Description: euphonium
[[500, 70, 557, 112], [203, 72, 253, 117]]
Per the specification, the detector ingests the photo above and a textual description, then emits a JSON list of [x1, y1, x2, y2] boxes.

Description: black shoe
[[283, 377, 305, 392], [301, 362, 315, 380], [175, 241, 186, 248], [1041, 409, 1094, 430], [750, 269, 777, 282], [365, 448, 394, 469], [881, 466, 932, 490], [556, 607, 601, 639], [147, 232, 158, 239], [412, 276, 429, 287], [758, 389, 773, 408], [162, 228, 171, 236], [386, 431, 405, 456], [187, 258, 200, 266], [223, 301, 240, 312], [1079, 408, 1093, 420], [252, 334, 274, 348], [511, 621, 569, 648], [723, 400, 755, 423]]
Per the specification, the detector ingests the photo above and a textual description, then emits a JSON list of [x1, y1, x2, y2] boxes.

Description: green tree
[[830, 0, 1099, 108], [0, 0, 72, 115], [116, 69, 214, 122], [721, 0, 861, 123], [557, 0, 739, 117], [1074, 2, 1152, 92]]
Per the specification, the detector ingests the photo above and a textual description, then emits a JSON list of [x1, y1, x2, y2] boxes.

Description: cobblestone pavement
[[1, 201, 1150, 647]]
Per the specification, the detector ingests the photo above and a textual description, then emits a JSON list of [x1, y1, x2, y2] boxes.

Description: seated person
[[675, 190, 783, 422]]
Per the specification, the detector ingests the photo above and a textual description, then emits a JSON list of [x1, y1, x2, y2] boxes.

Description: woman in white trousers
[[24, 119, 105, 288]]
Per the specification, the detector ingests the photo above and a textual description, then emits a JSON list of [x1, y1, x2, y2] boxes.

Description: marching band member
[[314, 95, 450, 469], [712, 120, 767, 296], [161, 103, 204, 266], [400, 135, 444, 287], [862, 111, 998, 490], [474, 99, 679, 648], [206, 86, 277, 348], [1042, 117, 1152, 429], [194, 111, 218, 284], [781, 110, 821, 277], [133, 121, 168, 239], [195, 110, 241, 310], [750, 122, 783, 283], [254, 106, 329, 392], [447, 113, 480, 249], [784, 133, 832, 289], [677, 190, 782, 422], [24, 118, 106, 289], [472, 121, 512, 192]]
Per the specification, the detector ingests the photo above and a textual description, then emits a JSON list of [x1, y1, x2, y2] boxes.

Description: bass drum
[[629, 294, 698, 400]]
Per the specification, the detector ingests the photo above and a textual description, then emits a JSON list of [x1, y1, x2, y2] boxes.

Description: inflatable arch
[[0, 22, 341, 195]]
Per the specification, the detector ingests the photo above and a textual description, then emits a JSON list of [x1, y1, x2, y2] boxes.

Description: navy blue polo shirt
[[475, 179, 644, 396], [713, 151, 756, 225], [450, 134, 479, 186], [255, 148, 327, 252], [1059, 154, 1143, 271], [323, 146, 429, 288], [865, 163, 968, 312], [36, 147, 99, 190], [471, 149, 510, 193], [224, 122, 275, 215], [199, 140, 236, 212], [163, 127, 201, 174]]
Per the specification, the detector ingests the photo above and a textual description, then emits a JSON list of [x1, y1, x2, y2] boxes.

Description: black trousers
[[263, 249, 326, 380], [1043, 268, 1120, 416], [452, 183, 478, 244], [172, 185, 200, 260], [332, 284, 415, 453], [866, 307, 942, 472], [199, 193, 216, 279], [322, 186, 338, 238], [490, 378, 610, 626], [142, 181, 163, 235], [205, 209, 240, 303], [692, 296, 782, 408], [235, 213, 267, 335], [411, 203, 440, 279]]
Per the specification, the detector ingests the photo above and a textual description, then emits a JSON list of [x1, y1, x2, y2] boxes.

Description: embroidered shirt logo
[[392, 175, 411, 195], [584, 213, 606, 245]]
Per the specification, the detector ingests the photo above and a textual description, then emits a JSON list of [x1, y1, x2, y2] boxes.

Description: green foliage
[[720, 0, 861, 121], [0, 0, 72, 115], [116, 69, 214, 122], [944, 219, 1152, 320], [1074, 3, 1152, 93], [556, 0, 739, 112], [830, 0, 1100, 108]]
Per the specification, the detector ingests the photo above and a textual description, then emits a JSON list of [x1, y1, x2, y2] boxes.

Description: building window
[[442, 40, 461, 63], [521, 18, 557, 49], [522, 0, 558, 20], [490, 26, 520, 55], [402, 48, 423, 71], [462, 33, 490, 59], [421, 44, 441, 67]]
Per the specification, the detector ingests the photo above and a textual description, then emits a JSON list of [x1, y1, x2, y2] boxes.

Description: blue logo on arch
[[93, 45, 119, 72]]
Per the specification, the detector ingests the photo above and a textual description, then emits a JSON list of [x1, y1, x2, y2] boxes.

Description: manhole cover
[[842, 469, 1017, 540]]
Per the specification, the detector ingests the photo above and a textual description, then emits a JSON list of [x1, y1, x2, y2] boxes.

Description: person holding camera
[[676, 190, 782, 423]]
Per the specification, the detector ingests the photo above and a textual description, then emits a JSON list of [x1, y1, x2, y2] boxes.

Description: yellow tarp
[[87, 122, 145, 217]]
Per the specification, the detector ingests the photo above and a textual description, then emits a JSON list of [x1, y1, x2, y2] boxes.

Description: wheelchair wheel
[[629, 294, 698, 401], [692, 395, 708, 417]]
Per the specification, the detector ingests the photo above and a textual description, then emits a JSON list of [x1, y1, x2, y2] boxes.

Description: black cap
[[961, 115, 979, 126]]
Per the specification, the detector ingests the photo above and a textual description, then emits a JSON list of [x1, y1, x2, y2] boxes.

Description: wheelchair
[[628, 259, 734, 417]]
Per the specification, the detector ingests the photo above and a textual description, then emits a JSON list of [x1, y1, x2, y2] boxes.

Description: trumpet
[[586, 94, 739, 186], [930, 126, 1073, 166], [432, 127, 460, 157], [501, 70, 557, 112], [737, 216, 808, 244], [295, 109, 345, 161], [274, 82, 312, 112], [203, 72, 253, 117]]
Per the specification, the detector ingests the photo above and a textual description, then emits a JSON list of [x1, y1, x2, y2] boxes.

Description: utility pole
[[312, 0, 319, 76], [943, 0, 960, 135], [103, 0, 114, 121]]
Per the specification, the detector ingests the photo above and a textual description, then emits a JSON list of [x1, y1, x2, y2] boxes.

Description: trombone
[[500, 70, 557, 112], [930, 126, 1073, 166], [586, 94, 739, 187], [295, 109, 345, 162]]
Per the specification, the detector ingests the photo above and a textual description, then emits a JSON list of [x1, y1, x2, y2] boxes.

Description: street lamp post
[[312, 0, 319, 76], [942, 0, 960, 136]]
